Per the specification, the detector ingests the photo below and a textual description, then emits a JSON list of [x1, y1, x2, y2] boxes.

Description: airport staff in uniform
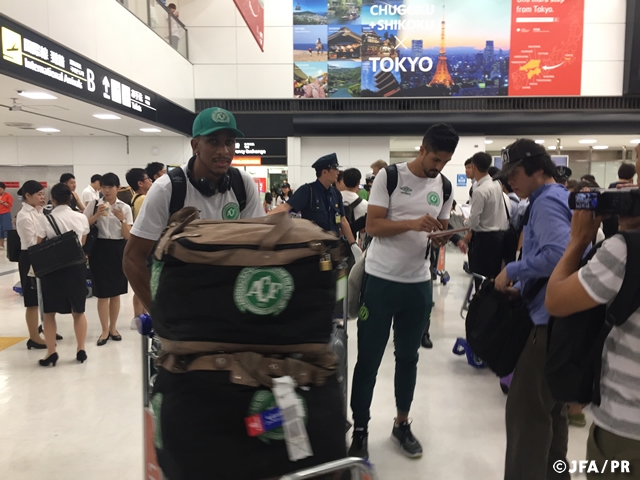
[[269, 153, 361, 258]]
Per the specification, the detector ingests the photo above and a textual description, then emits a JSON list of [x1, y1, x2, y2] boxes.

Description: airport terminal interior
[[0, 0, 639, 479]]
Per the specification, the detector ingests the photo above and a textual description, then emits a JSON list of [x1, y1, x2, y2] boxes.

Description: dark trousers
[[505, 326, 569, 480], [350, 274, 432, 429], [469, 230, 506, 288]]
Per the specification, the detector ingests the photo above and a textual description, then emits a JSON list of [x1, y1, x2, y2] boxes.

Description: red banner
[[234, 0, 264, 52], [509, 0, 585, 96], [2, 182, 19, 189], [253, 177, 267, 193]]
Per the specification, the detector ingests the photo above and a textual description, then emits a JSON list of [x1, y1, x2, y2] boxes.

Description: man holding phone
[[348, 124, 459, 460]]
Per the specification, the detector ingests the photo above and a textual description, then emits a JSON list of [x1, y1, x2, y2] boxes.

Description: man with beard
[[123, 108, 264, 310], [348, 124, 459, 460]]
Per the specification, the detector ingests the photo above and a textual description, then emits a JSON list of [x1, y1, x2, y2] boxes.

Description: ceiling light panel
[[19, 91, 57, 100], [93, 114, 121, 120], [36, 127, 60, 133]]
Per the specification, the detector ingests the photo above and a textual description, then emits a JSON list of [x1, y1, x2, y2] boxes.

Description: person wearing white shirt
[[276, 182, 294, 206], [81, 174, 102, 206], [84, 173, 133, 347], [15, 180, 47, 350], [340, 168, 368, 241], [349, 124, 459, 460], [464, 152, 509, 284], [124, 108, 265, 312], [35, 183, 90, 367]]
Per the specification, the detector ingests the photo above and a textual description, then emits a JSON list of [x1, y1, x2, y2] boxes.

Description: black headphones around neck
[[186, 156, 231, 197]]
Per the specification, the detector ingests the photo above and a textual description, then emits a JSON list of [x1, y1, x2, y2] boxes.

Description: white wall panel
[[237, 64, 292, 98], [179, 0, 239, 27], [0, 0, 50, 36], [582, 24, 626, 62], [0, 137, 19, 165], [48, 0, 98, 61], [581, 61, 625, 96], [584, 0, 626, 24], [236, 27, 293, 64], [265, 0, 294, 27], [71, 137, 128, 166], [17, 137, 74, 165], [194, 65, 239, 98], [189, 27, 238, 64]]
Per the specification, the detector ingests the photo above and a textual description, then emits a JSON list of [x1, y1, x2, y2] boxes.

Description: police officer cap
[[556, 165, 572, 179], [312, 153, 340, 171]]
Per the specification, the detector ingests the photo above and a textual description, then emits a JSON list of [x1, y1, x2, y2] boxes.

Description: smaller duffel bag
[[150, 212, 341, 346]]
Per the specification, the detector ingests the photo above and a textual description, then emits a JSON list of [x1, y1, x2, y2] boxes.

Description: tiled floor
[[0, 248, 590, 479]]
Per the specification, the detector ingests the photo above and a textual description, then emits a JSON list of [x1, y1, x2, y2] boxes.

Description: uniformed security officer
[[270, 153, 361, 259]]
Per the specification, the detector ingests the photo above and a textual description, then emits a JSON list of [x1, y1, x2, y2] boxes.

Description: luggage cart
[[279, 457, 376, 480]]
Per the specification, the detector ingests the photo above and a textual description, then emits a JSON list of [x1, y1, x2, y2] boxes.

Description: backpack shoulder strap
[[385, 164, 398, 197], [168, 166, 188, 216], [440, 173, 452, 203], [350, 197, 363, 210], [228, 167, 247, 212], [131, 193, 142, 208], [606, 230, 640, 326]]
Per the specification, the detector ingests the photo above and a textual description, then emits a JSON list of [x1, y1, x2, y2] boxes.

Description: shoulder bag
[[83, 200, 99, 255], [28, 214, 86, 277]]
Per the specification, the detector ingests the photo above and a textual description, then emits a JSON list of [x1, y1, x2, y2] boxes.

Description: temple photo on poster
[[294, 0, 328, 25], [294, 62, 329, 98], [294, 25, 328, 62], [328, 25, 362, 61], [328, 61, 362, 97], [361, 59, 401, 97], [361, 27, 398, 61], [328, 0, 363, 25]]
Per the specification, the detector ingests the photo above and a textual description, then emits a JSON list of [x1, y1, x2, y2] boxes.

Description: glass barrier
[[116, 0, 189, 59]]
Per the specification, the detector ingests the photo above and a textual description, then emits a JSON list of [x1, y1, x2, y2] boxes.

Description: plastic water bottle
[[136, 313, 153, 336]]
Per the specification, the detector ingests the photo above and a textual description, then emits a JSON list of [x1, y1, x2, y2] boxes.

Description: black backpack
[[344, 197, 366, 233], [168, 166, 247, 216], [545, 230, 640, 405], [384, 164, 452, 203]]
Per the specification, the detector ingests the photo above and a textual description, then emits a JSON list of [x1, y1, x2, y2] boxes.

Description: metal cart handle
[[279, 457, 374, 480]]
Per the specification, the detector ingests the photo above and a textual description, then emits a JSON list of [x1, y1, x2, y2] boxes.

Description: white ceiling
[[0, 74, 184, 138], [391, 134, 640, 152]]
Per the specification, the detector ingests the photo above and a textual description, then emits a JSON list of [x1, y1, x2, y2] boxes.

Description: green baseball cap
[[192, 107, 244, 138]]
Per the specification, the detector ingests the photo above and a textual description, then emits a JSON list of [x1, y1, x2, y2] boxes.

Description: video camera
[[569, 188, 640, 216]]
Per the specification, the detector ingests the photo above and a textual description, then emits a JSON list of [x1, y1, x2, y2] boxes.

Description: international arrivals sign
[[0, 13, 157, 122], [293, 0, 585, 98]]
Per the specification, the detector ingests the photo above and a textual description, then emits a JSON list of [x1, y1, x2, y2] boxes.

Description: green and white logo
[[427, 191, 441, 206], [359, 305, 369, 321], [399, 186, 412, 195], [222, 202, 240, 220], [248, 390, 307, 443], [212, 109, 230, 124], [150, 260, 164, 302], [234, 268, 294, 316]]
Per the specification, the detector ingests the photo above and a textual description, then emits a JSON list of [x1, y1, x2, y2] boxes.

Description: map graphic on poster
[[292, 0, 585, 98]]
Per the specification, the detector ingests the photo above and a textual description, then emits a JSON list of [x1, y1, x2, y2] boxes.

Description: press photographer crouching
[[546, 178, 640, 478]]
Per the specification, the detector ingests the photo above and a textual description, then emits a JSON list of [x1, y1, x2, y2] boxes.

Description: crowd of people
[[12, 162, 166, 364], [5, 106, 639, 479]]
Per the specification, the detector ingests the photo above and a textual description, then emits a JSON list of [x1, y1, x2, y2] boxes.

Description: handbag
[[465, 278, 547, 377], [83, 200, 99, 255], [6, 229, 21, 262], [28, 214, 86, 277]]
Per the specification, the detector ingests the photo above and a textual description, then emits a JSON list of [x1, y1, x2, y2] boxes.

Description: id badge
[[335, 213, 341, 224]]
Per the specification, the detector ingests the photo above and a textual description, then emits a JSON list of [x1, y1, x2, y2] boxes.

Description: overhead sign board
[[0, 13, 194, 134], [233, 138, 288, 165]]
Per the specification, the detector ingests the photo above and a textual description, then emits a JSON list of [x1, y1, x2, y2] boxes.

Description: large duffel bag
[[151, 212, 341, 345]]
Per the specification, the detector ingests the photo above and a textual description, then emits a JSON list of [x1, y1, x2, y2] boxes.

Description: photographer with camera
[[546, 147, 640, 480]]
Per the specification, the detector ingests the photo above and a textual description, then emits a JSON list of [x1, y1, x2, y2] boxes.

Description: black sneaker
[[391, 420, 423, 458], [348, 427, 369, 459], [421, 333, 433, 349]]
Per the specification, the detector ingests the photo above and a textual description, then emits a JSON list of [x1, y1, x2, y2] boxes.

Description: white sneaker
[[130, 317, 138, 330]]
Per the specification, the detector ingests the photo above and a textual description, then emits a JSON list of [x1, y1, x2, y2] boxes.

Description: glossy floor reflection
[[0, 248, 589, 479]]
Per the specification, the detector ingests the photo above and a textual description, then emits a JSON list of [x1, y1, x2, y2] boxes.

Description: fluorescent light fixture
[[535, 139, 545, 144], [140, 128, 162, 133], [593, 145, 609, 150], [548, 146, 556, 150], [414, 146, 420, 150], [93, 114, 121, 120], [36, 127, 60, 133], [484, 140, 493, 144], [579, 139, 597, 144], [19, 91, 57, 100], [630, 139, 640, 144]]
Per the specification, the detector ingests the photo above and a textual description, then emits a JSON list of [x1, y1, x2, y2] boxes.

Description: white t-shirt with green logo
[[131, 164, 265, 241], [365, 163, 454, 283]]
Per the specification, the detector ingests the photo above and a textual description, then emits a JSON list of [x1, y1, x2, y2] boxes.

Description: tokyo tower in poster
[[429, 6, 454, 87]]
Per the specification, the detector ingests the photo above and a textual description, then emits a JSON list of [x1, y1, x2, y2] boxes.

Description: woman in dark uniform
[[36, 183, 90, 366], [84, 173, 133, 346], [15, 180, 47, 350]]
